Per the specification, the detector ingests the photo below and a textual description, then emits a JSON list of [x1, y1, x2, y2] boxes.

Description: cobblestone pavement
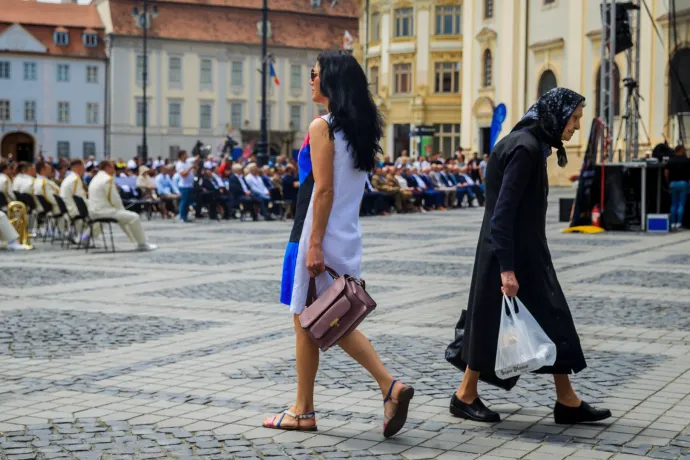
[[1, 188, 689, 460]]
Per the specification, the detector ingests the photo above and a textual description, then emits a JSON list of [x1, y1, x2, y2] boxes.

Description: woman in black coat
[[450, 88, 612, 425]]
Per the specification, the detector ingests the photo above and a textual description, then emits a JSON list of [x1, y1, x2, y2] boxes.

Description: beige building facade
[[358, 0, 690, 184]]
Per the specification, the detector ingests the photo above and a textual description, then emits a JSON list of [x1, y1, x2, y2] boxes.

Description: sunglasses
[[310, 69, 318, 81]]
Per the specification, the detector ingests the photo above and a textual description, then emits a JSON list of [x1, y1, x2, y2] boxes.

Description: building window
[[57, 101, 70, 123], [544, 0, 555, 4], [200, 103, 212, 129], [596, 63, 621, 117], [86, 65, 98, 83], [0, 100, 10, 121], [230, 102, 243, 129], [369, 66, 379, 95], [482, 49, 492, 87], [257, 103, 273, 128], [169, 56, 182, 88], [168, 101, 181, 128], [394, 8, 414, 37], [433, 124, 461, 157], [435, 5, 461, 35], [0, 61, 9, 79], [537, 70, 558, 97], [54, 31, 69, 46], [393, 63, 412, 94], [57, 64, 70, 82], [231, 61, 243, 87], [289, 104, 302, 130], [434, 62, 460, 93], [370, 12, 381, 42], [136, 55, 147, 85], [290, 64, 302, 90], [24, 101, 36, 122], [169, 145, 180, 159], [136, 99, 148, 126], [256, 20, 272, 38], [484, 0, 494, 18], [86, 102, 99, 124], [83, 33, 98, 47], [57, 141, 70, 157], [200, 58, 213, 89], [24, 62, 36, 81], [83, 142, 96, 158]]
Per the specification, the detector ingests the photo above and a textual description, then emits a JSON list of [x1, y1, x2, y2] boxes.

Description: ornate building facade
[[356, 0, 463, 159], [96, 0, 358, 159], [358, 0, 690, 185], [0, 0, 106, 161]]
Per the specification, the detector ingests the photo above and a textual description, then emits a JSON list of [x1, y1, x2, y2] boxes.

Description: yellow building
[[355, 0, 463, 159]]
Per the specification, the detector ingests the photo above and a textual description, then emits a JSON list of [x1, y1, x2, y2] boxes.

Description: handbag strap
[[306, 266, 339, 305]]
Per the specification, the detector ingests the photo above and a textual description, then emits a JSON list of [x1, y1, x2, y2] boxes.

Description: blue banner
[[489, 103, 507, 152]]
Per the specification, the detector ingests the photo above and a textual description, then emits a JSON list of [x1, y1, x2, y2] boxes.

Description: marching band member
[[87, 160, 157, 251], [0, 210, 28, 250], [60, 158, 99, 243]]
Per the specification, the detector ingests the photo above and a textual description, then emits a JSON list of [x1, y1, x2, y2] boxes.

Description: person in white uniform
[[33, 161, 61, 214], [87, 160, 157, 251], [0, 210, 28, 250], [0, 161, 16, 202], [12, 162, 35, 195], [60, 158, 100, 242], [264, 51, 414, 439]]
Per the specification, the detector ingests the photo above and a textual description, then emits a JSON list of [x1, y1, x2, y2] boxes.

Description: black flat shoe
[[449, 394, 500, 423], [554, 400, 612, 425]]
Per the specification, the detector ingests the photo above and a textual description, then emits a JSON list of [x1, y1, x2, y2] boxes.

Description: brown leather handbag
[[299, 266, 376, 351]]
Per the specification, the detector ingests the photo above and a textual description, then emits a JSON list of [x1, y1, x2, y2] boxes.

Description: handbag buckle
[[330, 318, 339, 328]]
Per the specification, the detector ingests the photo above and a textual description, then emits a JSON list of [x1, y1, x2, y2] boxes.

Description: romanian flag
[[269, 63, 280, 86]]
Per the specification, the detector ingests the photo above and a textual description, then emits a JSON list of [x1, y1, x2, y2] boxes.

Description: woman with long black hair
[[263, 51, 414, 438]]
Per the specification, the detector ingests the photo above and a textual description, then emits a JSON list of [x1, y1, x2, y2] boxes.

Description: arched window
[[537, 70, 558, 97], [483, 49, 492, 88], [595, 63, 621, 117], [669, 48, 690, 115]]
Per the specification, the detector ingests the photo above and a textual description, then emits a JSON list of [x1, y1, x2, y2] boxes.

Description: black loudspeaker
[[602, 2, 634, 55]]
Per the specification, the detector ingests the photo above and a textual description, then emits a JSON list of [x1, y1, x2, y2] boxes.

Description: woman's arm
[[308, 118, 335, 251]]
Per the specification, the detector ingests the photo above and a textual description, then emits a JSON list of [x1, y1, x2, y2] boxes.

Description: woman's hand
[[501, 271, 519, 297], [306, 243, 325, 278]]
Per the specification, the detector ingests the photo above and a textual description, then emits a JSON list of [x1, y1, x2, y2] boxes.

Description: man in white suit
[[33, 161, 61, 214], [0, 161, 15, 202], [12, 162, 35, 195], [88, 160, 157, 251], [60, 158, 99, 243], [0, 210, 28, 250]]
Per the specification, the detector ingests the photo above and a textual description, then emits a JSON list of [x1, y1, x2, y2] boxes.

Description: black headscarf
[[511, 88, 585, 168]]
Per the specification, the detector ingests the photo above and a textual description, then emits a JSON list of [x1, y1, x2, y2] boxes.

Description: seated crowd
[[0, 147, 487, 250]]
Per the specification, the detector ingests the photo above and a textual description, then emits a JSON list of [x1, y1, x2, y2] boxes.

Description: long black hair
[[317, 50, 384, 172]]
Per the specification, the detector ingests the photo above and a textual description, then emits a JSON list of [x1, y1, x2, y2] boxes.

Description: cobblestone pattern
[[656, 254, 690, 265], [568, 296, 690, 330], [580, 269, 690, 288], [225, 334, 665, 405], [0, 268, 131, 289], [365, 232, 454, 241], [141, 281, 284, 302], [548, 236, 637, 246], [362, 260, 475, 278], [136, 252, 257, 266], [0, 309, 224, 360]]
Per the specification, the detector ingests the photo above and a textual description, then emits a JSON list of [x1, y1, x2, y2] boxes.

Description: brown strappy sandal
[[383, 379, 415, 438], [262, 409, 317, 432]]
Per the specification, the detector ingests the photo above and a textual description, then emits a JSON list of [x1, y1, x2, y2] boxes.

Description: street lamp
[[132, 1, 158, 163], [256, 0, 269, 167]]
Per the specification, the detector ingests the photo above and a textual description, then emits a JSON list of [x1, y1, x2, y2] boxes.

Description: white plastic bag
[[495, 295, 557, 379]]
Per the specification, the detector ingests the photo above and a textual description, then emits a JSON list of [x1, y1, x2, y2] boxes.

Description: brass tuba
[[7, 200, 32, 249]]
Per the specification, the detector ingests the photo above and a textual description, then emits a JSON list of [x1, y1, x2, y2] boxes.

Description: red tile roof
[[0, 0, 104, 29], [108, 0, 358, 50], [0, 0, 106, 59]]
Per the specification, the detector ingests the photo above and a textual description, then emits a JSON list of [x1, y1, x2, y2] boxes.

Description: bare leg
[[337, 329, 394, 397], [553, 374, 581, 407], [263, 315, 318, 428], [455, 366, 480, 404]]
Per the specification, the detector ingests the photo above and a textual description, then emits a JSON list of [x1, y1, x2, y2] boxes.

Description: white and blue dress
[[280, 114, 367, 314]]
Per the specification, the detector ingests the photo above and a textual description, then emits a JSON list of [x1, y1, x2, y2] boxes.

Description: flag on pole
[[269, 63, 280, 86], [343, 30, 353, 50]]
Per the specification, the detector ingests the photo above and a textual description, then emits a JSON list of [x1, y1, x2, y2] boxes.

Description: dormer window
[[54, 29, 69, 46], [83, 31, 98, 47], [311, 0, 320, 7], [256, 20, 272, 38]]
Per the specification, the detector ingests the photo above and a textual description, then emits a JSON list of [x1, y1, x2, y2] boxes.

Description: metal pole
[[632, 0, 641, 159], [256, 0, 268, 167], [608, 0, 616, 163], [142, 0, 148, 163]]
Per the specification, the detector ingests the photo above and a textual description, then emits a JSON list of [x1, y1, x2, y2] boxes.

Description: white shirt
[[235, 174, 249, 193], [88, 170, 123, 214], [175, 159, 195, 188], [0, 173, 14, 200], [127, 159, 137, 170], [394, 175, 408, 189], [245, 173, 269, 196], [59, 173, 87, 217], [12, 173, 34, 194], [460, 174, 475, 186]]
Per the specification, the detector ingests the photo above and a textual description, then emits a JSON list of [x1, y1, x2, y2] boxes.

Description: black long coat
[[461, 129, 587, 381]]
